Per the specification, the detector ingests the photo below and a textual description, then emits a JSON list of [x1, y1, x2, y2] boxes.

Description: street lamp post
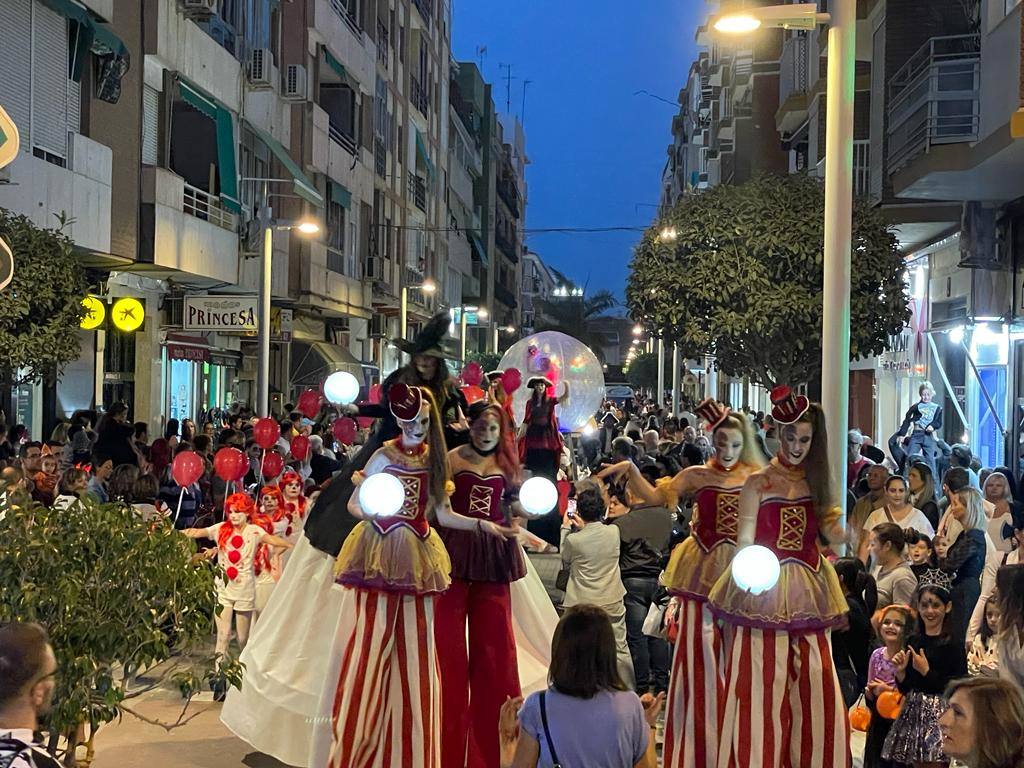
[[657, 338, 665, 408], [399, 278, 437, 362], [713, 0, 855, 504]]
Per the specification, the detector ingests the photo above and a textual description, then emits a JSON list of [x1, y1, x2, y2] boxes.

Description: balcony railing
[[408, 172, 426, 211], [497, 176, 520, 217], [853, 139, 871, 197], [495, 229, 518, 262], [494, 282, 517, 309], [329, 123, 358, 154], [328, 0, 362, 37], [410, 76, 430, 115], [183, 182, 236, 232], [404, 267, 433, 307], [375, 136, 386, 178], [779, 35, 809, 105], [887, 34, 980, 173], [412, 0, 432, 27]]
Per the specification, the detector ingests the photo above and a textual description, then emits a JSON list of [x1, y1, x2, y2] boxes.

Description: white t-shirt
[[863, 506, 935, 538], [204, 522, 269, 608]]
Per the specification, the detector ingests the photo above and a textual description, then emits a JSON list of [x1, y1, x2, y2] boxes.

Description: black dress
[[302, 369, 465, 556], [831, 595, 871, 706], [942, 528, 986, 645]]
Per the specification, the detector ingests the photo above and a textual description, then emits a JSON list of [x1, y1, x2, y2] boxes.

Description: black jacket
[[899, 402, 943, 436], [610, 505, 674, 579]]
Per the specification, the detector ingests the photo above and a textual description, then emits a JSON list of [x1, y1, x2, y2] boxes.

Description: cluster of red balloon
[[460, 362, 485, 404], [296, 389, 321, 420]]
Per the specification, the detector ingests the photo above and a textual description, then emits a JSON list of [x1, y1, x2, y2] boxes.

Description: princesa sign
[[184, 296, 258, 332]]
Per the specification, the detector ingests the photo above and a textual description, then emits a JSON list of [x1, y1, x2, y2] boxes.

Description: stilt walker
[[708, 386, 851, 768], [327, 385, 513, 768], [598, 399, 764, 768], [435, 402, 527, 768]]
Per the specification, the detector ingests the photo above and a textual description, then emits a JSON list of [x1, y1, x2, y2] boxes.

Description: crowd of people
[[2, 332, 1024, 768]]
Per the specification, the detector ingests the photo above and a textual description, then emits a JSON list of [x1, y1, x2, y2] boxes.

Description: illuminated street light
[[295, 220, 320, 235], [632, 324, 644, 336]]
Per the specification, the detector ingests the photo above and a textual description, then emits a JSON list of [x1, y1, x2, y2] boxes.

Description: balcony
[[328, 0, 362, 38], [887, 34, 980, 174], [376, 21, 390, 67], [404, 267, 434, 310], [497, 176, 520, 217], [495, 229, 519, 263], [853, 140, 871, 198], [494, 282, 518, 309], [329, 122, 358, 155], [375, 136, 387, 178], [411, 0, 432, 27], [776, 35, 809, 135], [183, 183, 236, 232], [410, 76, 430, 116], [408, 172, 427, 211]]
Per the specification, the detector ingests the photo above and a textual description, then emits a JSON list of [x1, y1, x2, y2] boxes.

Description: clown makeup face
[[470, 411, 502, 453], [413, 354, 438, 381], [400, 402, 431, 446], [282, 479, 302, 500], [228, 509, 249, 527], [713, 427, 744, 469], [780, 422, 814, 465], [262, 494, 279, 515]]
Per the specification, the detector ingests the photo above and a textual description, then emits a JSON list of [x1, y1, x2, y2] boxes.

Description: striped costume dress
[[661, 461, 757, 768], [327, 442, 451, 768], [708, 458, 851, 768]]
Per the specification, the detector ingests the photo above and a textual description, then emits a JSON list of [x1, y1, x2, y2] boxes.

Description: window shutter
[[32, 1, 71, 158], [142, 85, 160, 165], [0, 0, 32, 148]]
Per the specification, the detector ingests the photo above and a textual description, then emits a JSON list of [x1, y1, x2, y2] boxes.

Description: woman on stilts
[[435, 401, 527, 768], [708, 386, 851, 768], [328, 384, 513, 768]]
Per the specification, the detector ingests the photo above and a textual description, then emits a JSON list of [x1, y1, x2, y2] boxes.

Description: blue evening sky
[[451, 0, 704, 304]]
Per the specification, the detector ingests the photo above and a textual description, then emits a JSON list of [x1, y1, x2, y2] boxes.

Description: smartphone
[[566, 499, 578, 519]]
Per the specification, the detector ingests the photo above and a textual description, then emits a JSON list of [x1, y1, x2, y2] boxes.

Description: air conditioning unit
[[283, 64, 307, 100], [248, 48, 274, 87], [365, 255, 384, 280], [182, 0, 216, 16]]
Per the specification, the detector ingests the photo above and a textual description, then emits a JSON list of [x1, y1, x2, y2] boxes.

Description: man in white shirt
[[0, 622, 61, 768]]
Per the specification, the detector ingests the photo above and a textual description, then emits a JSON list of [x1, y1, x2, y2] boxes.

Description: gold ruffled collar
[[382, 439, 430, 468]]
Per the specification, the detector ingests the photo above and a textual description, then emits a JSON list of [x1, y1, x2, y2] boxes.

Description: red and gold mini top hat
[[770, 385, 810, 425], [389, 383, 424, 422], [695, 397, 730, 431]]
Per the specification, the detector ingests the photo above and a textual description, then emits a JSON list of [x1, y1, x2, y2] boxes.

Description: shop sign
[[271, 308, 293, 342], [167, 343, 210, 363], [184, 296, 257, 332]]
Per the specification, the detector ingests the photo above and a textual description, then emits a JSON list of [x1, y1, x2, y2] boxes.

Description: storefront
[[162, 333, 239, 423]]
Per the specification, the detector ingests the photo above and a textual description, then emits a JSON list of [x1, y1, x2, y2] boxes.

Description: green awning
[[324, 49, 347, 81], [177, 77, 241, 214], [470, 232, 488, 267], [40, 0, 128, 82], [329, 180, 352, 209], [415, 129, 436, 182], [246, 120, 324, 208]]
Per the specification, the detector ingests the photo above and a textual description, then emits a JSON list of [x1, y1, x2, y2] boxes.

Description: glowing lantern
[[359, 472, 405, 518], [519, 476, 559, 517], [731, 545, 781, 595], [111, 297, 145, 332], [324, 370, 360, 405]]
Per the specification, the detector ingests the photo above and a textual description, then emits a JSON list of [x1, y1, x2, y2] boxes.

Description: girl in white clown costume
[[708, 386, 851, 768], [326, 383, 515, 768]]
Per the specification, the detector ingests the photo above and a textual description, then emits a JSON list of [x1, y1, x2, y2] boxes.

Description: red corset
[[691, 486, 741, 552], [370, 465, 431, 539], [451, 471, 506, 523], [753, 496, 820, 571]]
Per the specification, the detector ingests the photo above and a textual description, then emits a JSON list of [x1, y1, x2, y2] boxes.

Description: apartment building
[[520, 250, 557, 335]]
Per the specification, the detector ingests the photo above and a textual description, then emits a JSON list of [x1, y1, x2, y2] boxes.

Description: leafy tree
[[0, 496, 242, 766], [626, 352, 658, 391], [626, 174, 909, 387], [534, 289, 618, 362], [0, 210, 87, 387]]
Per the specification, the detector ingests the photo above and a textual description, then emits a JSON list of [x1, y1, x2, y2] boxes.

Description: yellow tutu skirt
[[662, 538, 734, 601], [708, 556, 848, 632], [334, 521, 452, 596]]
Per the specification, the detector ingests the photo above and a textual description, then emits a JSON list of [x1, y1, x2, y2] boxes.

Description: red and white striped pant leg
[[787, 630, 851, 768], [663, 597, 722, 768], [327, 591, 442, 768], [717, 625, 790, 768]]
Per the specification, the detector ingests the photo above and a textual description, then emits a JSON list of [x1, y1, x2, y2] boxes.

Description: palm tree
[[534, 287, 618, 361]]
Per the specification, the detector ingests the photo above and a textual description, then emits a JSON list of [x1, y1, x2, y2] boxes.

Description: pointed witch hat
[[391, 311, 453, 358]]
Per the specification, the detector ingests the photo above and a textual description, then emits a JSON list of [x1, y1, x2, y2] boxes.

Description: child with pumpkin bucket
[[182, 492, 292, 658]]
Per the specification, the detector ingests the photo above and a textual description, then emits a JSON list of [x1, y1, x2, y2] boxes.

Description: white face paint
[[470, 411, 501, 453], [400, 402, 431, 446], [780, 422, 814, 465], [228, 510, 248, 527], [713, 427, 744, 469]]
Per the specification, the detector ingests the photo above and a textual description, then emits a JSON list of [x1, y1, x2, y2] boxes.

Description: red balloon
[[297, 389, 321, 420], [254, 417, 279, 449], [262, 450, 285, 479], [462, 361, 484, 387], [461, 384, 485, 404], [171, 450, 204, 487], [290, 434, 311, 461], [368, 383, 382, 404], [501, 367, 522, 395], [214, 447, 248, 482], [333, 417, 357, 445]]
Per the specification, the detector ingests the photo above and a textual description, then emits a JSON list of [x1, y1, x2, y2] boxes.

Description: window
[[327, 199, 346, 269], [320, 83, 357, 148]]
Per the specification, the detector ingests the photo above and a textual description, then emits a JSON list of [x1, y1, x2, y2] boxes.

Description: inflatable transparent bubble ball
[[499, 331, 606, 433]]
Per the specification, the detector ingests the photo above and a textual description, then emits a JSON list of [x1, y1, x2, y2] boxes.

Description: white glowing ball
[[359, 472, 405, 517], [499, 331, 606, 432], [731, 545, 781, 595], [519, 476, 559, 517], [324, 370, 360, 405]]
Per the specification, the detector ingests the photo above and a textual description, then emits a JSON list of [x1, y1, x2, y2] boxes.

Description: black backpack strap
[[539, 691, 562, 768]]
